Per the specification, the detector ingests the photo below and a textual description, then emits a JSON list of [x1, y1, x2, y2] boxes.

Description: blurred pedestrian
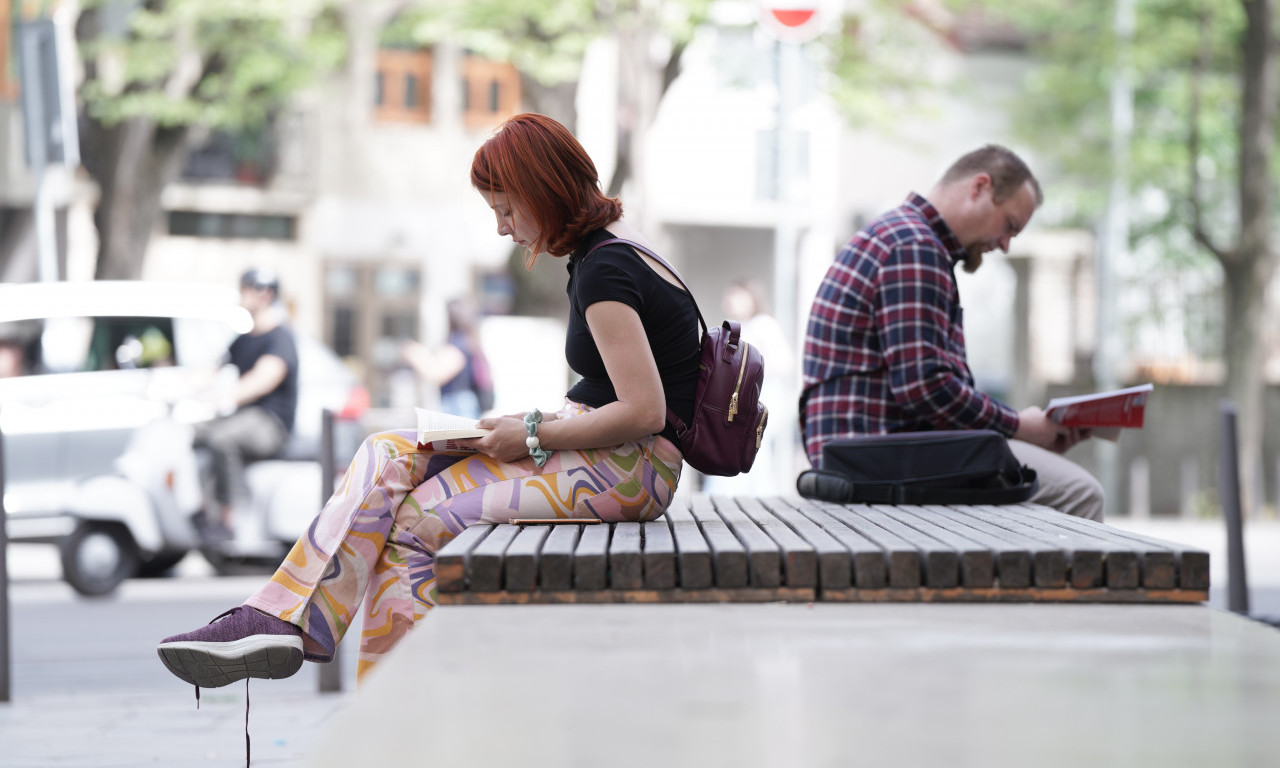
[[400, 297, 495, 419]]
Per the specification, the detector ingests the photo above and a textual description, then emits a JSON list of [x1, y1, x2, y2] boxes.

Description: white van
[[0, 281, 367, 595]]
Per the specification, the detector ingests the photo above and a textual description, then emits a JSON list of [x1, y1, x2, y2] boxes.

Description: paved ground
[[310, 602, 1280, 768], [0, 516, 1277, 767]]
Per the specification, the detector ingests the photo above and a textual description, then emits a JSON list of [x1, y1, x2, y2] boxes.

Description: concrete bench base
[[434, 495, 1209, 605]]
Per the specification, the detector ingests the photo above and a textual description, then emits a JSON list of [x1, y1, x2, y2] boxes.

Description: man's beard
[[962, 247, 984, 273]]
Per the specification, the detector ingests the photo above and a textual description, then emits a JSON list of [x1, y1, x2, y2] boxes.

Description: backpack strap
[[584, 236, 707, 439], [587, 237, 709, 337]]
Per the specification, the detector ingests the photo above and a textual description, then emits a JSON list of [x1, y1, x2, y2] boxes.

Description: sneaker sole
[[157, 634, 305, 688]]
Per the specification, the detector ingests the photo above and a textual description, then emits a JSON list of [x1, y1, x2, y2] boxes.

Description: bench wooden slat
[[431, 495, 1210, 605], [609, 522, 644, 590], [878, 505, 994, 588], [942, 504, 1078, 588], [665, 502, 713, 590], [820, 503, 925, 588], [435, 524, 494, 593], [921, 504, 1039, 588], [538, 524, 582, 591], [504, 525, 552, 591], [642, 518, 677, 589], [846, 504, 960, 588], [709, 496, 785, 588], [573, 523, 611, 591], [469, 524, 522, 592], [790, 498, 885, 588], [758, 497, 851, 589], [1014, 504, 1185, 589], [993, 504, 1144, 589], [688, 495, 748, 588], [979, 505, 1132, 588], [731, 496, 818, 588], [965, 504, 1102, 588]]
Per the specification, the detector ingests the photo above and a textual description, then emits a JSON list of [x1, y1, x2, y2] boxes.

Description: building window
[[461, 55, 520, 130], [324, 263, 422, 407], [167, 211, 297, 240], [374, 48, 432, 124]]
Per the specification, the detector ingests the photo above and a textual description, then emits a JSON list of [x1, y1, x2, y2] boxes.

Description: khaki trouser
[[1008, 439, 1106, 522]]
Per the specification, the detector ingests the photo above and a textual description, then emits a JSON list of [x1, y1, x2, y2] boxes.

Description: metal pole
[[317, 409, 343, 693], [1095, 0, 1134, 515], [771, 39, 800, 490], [1, 413, 12, 702], [1220, 401, 1249, 615]]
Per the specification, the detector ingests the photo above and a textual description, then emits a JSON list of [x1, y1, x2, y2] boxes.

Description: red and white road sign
[[757, 0, 824, 43]]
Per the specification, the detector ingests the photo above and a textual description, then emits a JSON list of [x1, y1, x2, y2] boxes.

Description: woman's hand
[[468, 415, 537, 463]]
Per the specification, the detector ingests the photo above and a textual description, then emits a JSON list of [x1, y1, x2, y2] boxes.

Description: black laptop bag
[[796, 430, 1038, 505]]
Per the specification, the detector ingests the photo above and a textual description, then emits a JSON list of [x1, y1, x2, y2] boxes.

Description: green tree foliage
[[992, 1, 1244, 234], [958, 0, 1278, 517], [823, 0, 943, 132], [73, 0, 347, 280], [79, 0, 346, 131]]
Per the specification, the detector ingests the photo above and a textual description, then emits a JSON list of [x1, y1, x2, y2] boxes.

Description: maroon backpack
[[590, 238, 769, 476]]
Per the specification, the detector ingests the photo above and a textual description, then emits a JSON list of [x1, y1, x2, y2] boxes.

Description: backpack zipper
[[756, 406, 768, 449], [728, 342, 750, 422]]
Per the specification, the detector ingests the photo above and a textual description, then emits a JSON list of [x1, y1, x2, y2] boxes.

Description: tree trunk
[[80, 116, 192, 280], [1228, 0, 1278, 517]]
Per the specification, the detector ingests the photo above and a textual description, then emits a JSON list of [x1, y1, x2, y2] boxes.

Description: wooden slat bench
[[434, 496, 1210, 605]]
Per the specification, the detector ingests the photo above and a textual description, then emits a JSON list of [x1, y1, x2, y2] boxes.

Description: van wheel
[[60, 523, 139, 597]]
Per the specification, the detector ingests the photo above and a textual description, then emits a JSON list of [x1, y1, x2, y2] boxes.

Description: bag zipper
[[755, 406, 768, 449], [728, 342, 750, 422]]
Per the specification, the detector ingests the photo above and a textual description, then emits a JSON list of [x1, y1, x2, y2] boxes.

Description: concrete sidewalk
[[1, 517, 1278, 767], [0, 574, 363, 768], [309, 602, 1280, 768]]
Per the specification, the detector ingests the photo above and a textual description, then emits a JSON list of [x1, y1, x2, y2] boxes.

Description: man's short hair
[[940, 144, 1043, 206]]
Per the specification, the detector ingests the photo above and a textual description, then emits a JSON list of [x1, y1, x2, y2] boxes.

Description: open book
[[1045, 383, 1153, 441], [415, 408, 489, 449]]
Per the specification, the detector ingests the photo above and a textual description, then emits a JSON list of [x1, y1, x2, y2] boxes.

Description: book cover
[[1045, 383, 1153, 440], [415, 407, 489, 449]]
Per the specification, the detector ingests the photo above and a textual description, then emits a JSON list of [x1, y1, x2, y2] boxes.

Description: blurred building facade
[[3, 0, 1280, 510]]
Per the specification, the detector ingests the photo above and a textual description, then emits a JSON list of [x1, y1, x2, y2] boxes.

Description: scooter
[[54, 414, 205, 596], [56, 399, 336, 594], [192, 446, 326, 575]]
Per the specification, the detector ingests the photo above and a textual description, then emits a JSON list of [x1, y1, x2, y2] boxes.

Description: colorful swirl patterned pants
[[243, 402, 683, 679]]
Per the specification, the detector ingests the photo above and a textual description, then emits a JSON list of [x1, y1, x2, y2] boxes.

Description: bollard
[[317, 409, 343, 693], [1, 417, 10, 702], [1219, 401, 1249, 615]]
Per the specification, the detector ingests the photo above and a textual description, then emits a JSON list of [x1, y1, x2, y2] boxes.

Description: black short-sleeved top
[[564, 229, 701, 446], [228, 324, 299, 433]]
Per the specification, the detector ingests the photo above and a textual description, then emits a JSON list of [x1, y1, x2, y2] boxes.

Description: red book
[[1045, 383, 1153, 440]]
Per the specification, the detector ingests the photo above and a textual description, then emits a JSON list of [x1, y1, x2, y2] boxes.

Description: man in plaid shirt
[[800, 145, 1104, 520]]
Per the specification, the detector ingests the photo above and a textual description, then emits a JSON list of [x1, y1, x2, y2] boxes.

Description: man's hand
[[1013, 406, 1090, 454]]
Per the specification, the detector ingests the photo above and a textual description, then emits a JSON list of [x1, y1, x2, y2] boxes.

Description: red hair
[[471, 113, 622, 266]]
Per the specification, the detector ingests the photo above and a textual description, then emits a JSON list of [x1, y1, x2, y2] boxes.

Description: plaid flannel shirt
[[800, 193, 1019, 468]]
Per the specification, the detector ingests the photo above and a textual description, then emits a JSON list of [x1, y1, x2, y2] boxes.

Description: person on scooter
[[193, 267, 299, 540]]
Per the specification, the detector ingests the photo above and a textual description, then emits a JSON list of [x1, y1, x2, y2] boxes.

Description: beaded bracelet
[[524, 409, 551, 467]]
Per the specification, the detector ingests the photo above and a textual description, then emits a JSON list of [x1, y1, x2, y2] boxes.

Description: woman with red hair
[[157, 113, 701, 687]]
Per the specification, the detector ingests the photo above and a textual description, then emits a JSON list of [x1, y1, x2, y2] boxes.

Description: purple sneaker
[[157, 606, 305, 688]]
